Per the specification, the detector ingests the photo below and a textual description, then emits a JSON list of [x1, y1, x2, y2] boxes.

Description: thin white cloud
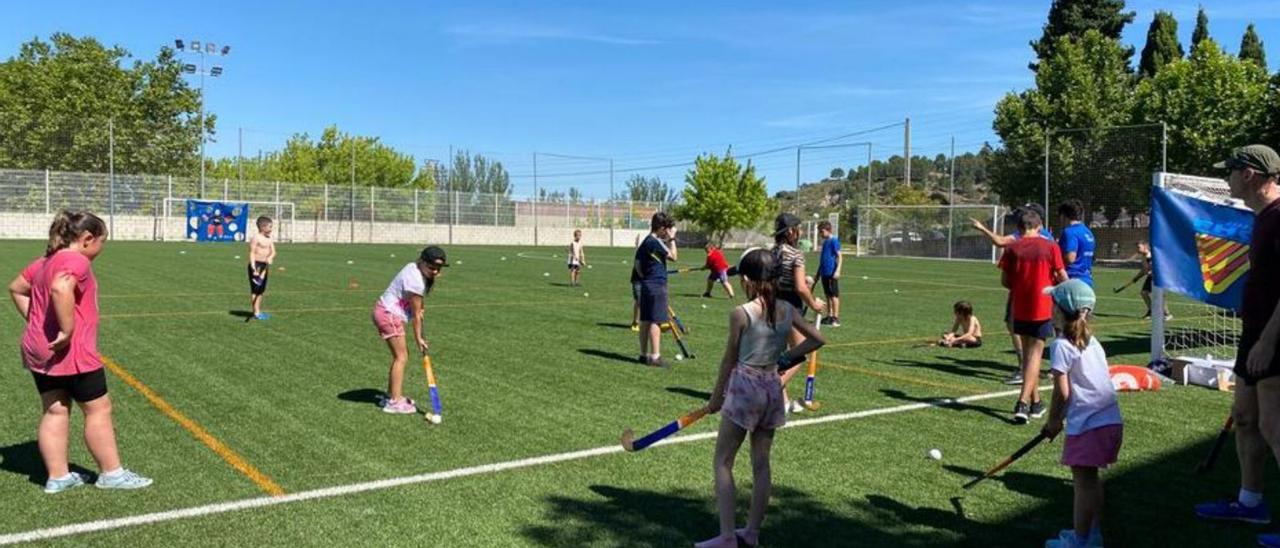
[[444, 23, 659, 46], [763, 109, 852, 129]]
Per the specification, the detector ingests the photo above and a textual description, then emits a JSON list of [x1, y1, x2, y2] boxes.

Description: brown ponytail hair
[[1060, 308, 1093, 350], [46, 210, 107, 257], [739, 249, 781, 328]]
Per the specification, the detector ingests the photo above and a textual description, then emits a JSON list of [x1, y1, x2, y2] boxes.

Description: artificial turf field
[[0, 240, 1263, 547]]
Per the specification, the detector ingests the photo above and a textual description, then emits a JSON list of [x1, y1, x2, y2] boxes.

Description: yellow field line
[[822, 360, 988, 395], [103, 357, 286, 496]]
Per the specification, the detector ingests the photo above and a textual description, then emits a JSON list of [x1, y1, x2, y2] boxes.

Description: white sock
[[50, 473, 74, 482], [649, 353, 660, 360], [1240, 488, 1264, 508], [101, 468, 124, 479]]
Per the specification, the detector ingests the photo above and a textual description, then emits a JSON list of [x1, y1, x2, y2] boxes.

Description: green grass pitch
[[0, 241, 1260, 546]]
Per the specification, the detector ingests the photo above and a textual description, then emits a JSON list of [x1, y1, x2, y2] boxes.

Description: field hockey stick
[[621, 406, 710, 452], [667, 267, 700, 274], [666, 308, 695, 359], [801, 314, 822, 411], [1113, 278, 1137, 294], [1197, 415, 1234, 474], [668, 305, 689, 334], [962, 432, 1049, 490], [422, 355, 443, 424]]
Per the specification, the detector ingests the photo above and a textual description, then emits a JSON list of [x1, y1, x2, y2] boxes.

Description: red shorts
[[1062, 424, 1123, 468]]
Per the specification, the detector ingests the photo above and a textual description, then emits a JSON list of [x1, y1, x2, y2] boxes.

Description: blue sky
[[5, 1, 1278, 197]]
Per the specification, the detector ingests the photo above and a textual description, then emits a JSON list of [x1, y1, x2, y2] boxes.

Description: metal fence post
[[323, 183, 329, 222], [494, 192, 499, 226], [44, 169, 50, 214], [108, 119, 115, 238], [223, 178, 229, 200], [369, 185, 375, 242]]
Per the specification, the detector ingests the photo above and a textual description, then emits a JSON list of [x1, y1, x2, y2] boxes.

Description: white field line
[[0, 387, 1038, 545]]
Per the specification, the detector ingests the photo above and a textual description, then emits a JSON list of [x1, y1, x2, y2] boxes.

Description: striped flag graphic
[[1196, 233, 1250, 294]]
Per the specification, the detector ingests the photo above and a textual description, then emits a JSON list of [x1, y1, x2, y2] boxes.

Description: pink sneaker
[[381, 398, 417, 414]]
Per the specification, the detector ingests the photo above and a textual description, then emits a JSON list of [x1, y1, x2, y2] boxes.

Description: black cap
[[420, 246, 449, 267], [774, 213, 801, 236], [1214, 144, 1280, 175]]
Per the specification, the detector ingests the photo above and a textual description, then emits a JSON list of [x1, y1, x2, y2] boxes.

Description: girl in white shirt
[[371, 246, 448, 414], [1041, 279, 1122, 548]]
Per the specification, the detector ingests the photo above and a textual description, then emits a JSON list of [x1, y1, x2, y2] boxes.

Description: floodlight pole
[[175, 39, 230, 196], [948, 135, 955, 260]]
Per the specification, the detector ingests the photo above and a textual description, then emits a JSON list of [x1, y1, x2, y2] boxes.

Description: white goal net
[[156, 198, 295, 242], [1151, 172, 1243, 368]]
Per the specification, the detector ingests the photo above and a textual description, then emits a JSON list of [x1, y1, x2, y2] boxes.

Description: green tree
[[1030, 0, 1135, 70], [617, 174, 678, 206], [1266, 73, 1280, 147], [0, 33, 204, 174], [1138, 10, 1183, 78], [1134, 39, 1271, 176], [993, 30, 1136, 207], [677, 150, 768, 243], [1239, 23, 1268, 70], [829, 167, 845, 179], [1191, 7, 1210, 54], [444, 149, 511, 195]]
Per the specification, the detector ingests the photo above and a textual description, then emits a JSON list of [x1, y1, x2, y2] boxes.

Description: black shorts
[[1012, 319, 1054, 340], [631, 281, 641, 301], [1142, 275, 1153, 293], [954, 338, 983, 349], [248, 262, 269, 295], [1004, 297, 1013, 324], [819, 275, 840, 298], [778, 291, 807, 317], [32, 369, 108, 403], [1235, 333, 1280, 385], [567, 263, 581, 271], [639, 284, 669, 323]]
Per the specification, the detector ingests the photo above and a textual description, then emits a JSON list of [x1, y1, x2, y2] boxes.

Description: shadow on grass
[[1099, 333, 1156, 359], [595, 322, 635, 330], [880, 389, 1018, 425], [665, 386, 712, 401], [336, 388, 383, 405], [0, 440, 94, 486], [519, 428, 1262, 546], [548, 282, 578, 288], [883, 357, 1010, 384], [520, 484, 931, 547], [229, 310, 254, 321], [579, 349, 642, 366]]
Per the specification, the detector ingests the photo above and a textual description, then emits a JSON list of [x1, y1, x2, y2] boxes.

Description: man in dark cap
[[1195, 145, 1280, 547]]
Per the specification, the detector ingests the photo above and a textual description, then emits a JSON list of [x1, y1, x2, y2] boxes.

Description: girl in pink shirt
[[7, 211, 151, 493]]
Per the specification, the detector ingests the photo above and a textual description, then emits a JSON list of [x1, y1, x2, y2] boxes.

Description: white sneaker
[[788, 400, 805, 414]]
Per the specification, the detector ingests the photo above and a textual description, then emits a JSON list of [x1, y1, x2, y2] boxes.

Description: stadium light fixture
[[210, 66, 223, 77], [206, 42, 216, 54], [183, 64, 197, 73], [175, 39, 184, 50], [221, 45, 230, 55], [191, 40, 201, 51]]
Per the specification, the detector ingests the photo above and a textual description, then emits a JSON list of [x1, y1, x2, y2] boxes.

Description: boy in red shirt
[[701, 243, 735, 299], [999, 209, 1067, 424]]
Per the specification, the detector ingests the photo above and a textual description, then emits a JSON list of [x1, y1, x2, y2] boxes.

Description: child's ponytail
[[738, 248, 781, 328], [45, 210, 107, 257], [1062, 309, 1093, 350]]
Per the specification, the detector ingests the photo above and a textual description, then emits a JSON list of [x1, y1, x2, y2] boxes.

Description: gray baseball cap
[[1214, 144, 1280, 175]]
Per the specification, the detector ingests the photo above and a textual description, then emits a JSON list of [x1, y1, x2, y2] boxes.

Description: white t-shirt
[[1050, 337, 1123, 435], [568, 241, 583, 266], [378, 263, 427, 322]]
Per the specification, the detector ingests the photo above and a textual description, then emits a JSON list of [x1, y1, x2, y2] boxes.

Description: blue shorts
[[707, 269, 728, 284], [1012, 319, 1054, 340], [639, 284, 669, 323], [632, 281, 641, 301]]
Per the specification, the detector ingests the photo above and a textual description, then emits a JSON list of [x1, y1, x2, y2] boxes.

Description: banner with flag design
[[1150, 185, 1253, 312]]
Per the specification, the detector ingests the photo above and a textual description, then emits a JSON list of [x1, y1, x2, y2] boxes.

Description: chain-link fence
[[0, 168, 667, 244], [854, 204, 1005, 261]]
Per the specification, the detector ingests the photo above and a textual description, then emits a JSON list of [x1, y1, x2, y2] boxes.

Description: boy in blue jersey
[[635, 212, 678, 367], [1057, 200, 1096, 287], [815, 221, 843, 327]]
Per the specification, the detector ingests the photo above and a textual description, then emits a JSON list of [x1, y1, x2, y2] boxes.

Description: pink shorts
[[722, 365, 786, 431], [1062, 424, 1123, 468], [371, 302, 405, 340]]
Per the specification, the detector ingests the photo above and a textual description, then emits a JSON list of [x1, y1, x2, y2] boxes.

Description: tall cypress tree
[[1139, 10, 1184, 78], [1190, 7, 1211, 54], [1030, 0, 1136, 70], [1239, 23, 1268, 70]]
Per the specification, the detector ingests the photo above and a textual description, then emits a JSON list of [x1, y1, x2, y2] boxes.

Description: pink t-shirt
[[21, 250, 102, 376]]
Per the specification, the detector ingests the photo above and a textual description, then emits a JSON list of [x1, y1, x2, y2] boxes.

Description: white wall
[[0, 212, 650, 247]]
